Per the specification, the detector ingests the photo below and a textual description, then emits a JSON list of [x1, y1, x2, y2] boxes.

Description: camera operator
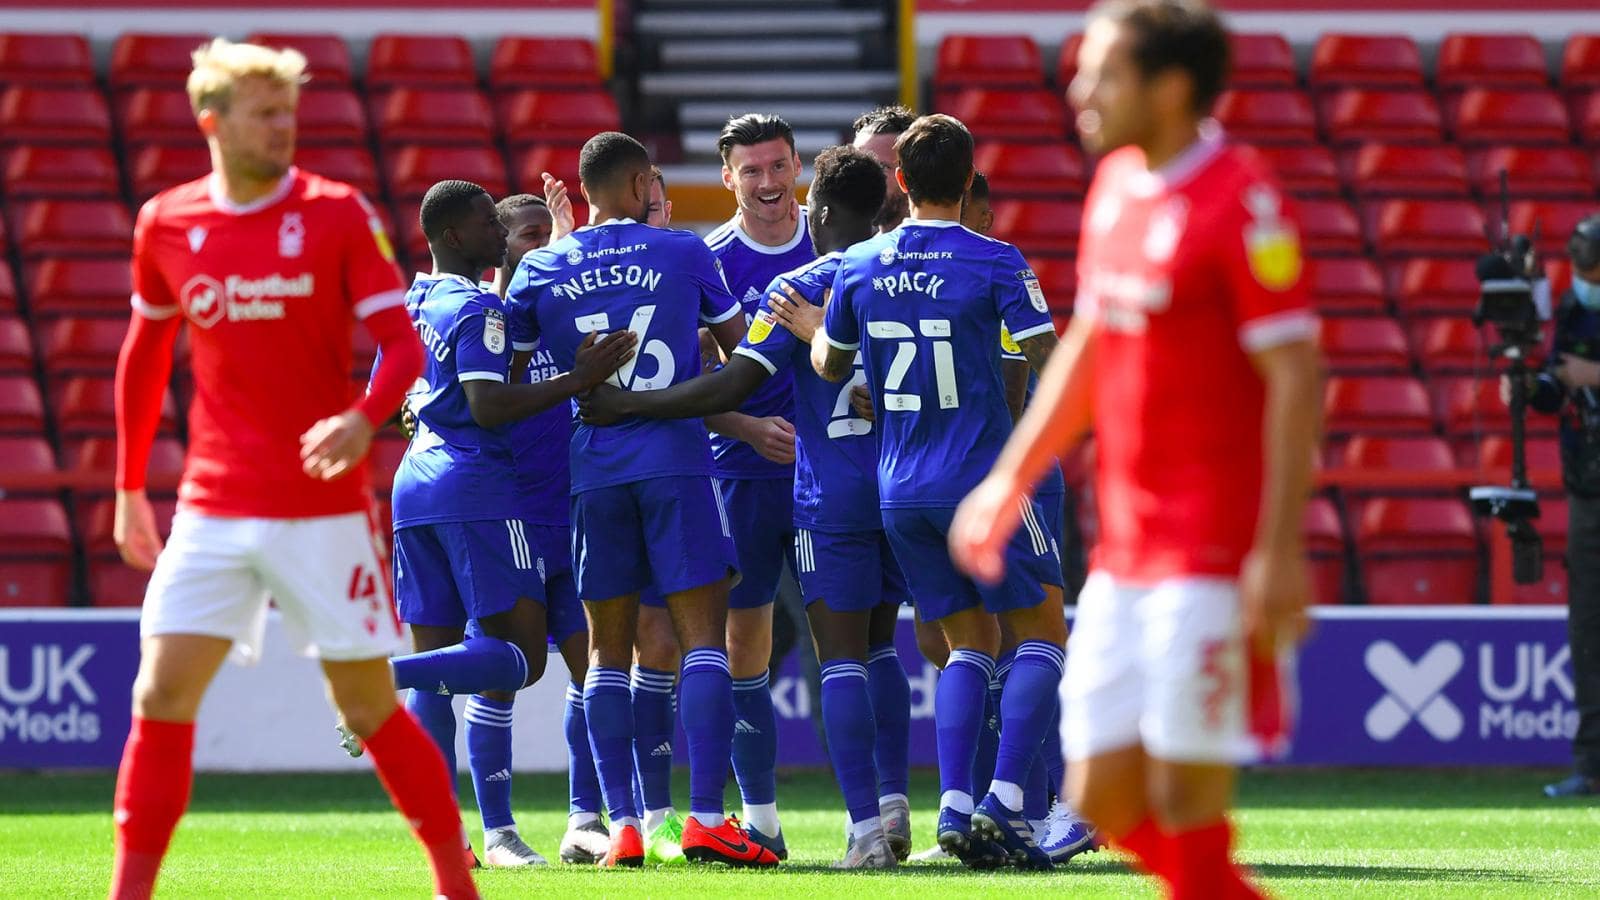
[[1503, 213, 1600, 797]]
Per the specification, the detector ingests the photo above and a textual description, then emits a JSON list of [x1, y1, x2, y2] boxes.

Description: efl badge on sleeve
[[368, 216, 396, 264], [747, 308, 776, 344], [1000, 325, 1021, 354], [1243, 185, 1302, 292], [483, 309, 507, 354]]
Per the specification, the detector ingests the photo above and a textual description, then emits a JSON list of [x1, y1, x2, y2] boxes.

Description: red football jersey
[[130, 167, 405, 518], [1076, 134, 1315, 583]]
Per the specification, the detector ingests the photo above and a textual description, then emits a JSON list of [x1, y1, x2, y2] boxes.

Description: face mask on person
[[1575, 276, 1600, 311]]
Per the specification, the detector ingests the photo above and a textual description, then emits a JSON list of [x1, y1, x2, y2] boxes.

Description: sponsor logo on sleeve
[[1018, 269, 1048, 313], [483, 308, 506, 354]]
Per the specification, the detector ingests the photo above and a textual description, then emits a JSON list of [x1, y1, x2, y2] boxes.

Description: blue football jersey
[[507, 343, 571, 526], [390, 273, 517, 529], [505, 218, 741, 493], [823, 219, 1055, 508], [999, 326, 1066, 498], [704, 213, 815, 480], [733, 252, 879, 533]]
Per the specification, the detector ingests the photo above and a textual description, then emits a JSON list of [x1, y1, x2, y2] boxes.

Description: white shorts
[[142, 509, 404, 664], [1061, 570, 1287, 764]]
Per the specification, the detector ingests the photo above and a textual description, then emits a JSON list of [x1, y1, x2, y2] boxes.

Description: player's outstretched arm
[[579, 356, 767, 426], [464, 331, 638, 428], [809, 328, 856, 383], [114, 311, 182, 570]]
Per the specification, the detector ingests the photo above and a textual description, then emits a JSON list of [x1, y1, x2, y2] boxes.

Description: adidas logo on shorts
[[650, 742, 672, 757], [734, 719, 760, 735]]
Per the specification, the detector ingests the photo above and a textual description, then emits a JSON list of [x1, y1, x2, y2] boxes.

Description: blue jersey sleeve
[[689, 241, 742, 325], [732, 273, 804, 375], [994, 246, 1055, 345], [822, 260, 861, 351], [455, 301, 511, 383], [504, 262, 542, 353]]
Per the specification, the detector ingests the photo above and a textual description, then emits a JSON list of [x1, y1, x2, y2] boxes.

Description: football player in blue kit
[[504, 133, 780, 869], [578, 145, 910, 869], [811, 116, 1067, 870]]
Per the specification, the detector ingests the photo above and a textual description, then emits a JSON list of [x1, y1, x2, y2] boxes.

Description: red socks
[[1115, 816, 1172, 880], [1115, 816, 1265, 899], [363, 707, 479, 900], [110, 717, 195, 900]]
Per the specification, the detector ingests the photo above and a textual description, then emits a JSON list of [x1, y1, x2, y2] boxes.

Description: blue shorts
[[571, 475, 739, 601], [394, 519, 533, 628], [720, 477, 796, 610], [528, 523, 586, 645], [1037, 491, 1065, 560], [882, 501, 1063, 623], [794, 527, 911, 613]]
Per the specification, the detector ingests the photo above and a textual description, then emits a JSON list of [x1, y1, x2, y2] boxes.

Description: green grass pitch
[[2, 768, 1597, 898]]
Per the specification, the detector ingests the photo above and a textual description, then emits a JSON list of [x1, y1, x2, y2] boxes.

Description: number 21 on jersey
[[867, 318, 959, 411]]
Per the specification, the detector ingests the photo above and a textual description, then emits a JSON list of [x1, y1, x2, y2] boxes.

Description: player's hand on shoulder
[[767, 284, 824, 342], [1239, 544, 1312, 655], [113, 488, 164, 572], [850, 383, 875, 422], [571, 330, 638, 390], [948, 473, 1028, 585], [576, 382, 629, 426], [299, 409, 376, 482], [749, 415, 797, 465]]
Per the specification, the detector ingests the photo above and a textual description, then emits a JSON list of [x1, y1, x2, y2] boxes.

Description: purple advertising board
[[0, 611, 140, 768]]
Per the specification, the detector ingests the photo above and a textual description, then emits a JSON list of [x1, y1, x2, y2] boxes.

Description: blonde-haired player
[[110, 38, 477, 899]]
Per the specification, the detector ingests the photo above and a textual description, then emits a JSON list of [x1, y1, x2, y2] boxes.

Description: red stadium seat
[[71, 436, 185, 492], [1547, 256, 1574, 297], [385, 145, 509, 200], [40, 317, 128, 376], [1468, 146, 1595, 198], [1309, 34, 1424, 90], [0, 33, 94, 85], [295, 146, 380, 198], [1324, 376, 1435, 435], [80, 497, 176, 557], [1562, 35, 1600, 92], [1304, 496, 1345, 556], [1475, 435, 1561, 474], [1294, 198, 1364, 256], [0, 317, 33, 372], [1448, 89, 1572, 145], [377, 88, 495, 145], [3, 145, 120, 199], [512, 145, 582, 196], [87, 561, 149, 607], [366, 34, 478, 90], [1251, 144, 1341, 196], [12, 200, 133, 259], [1213, 89, 1317, 144], [117, 88, 199, 145], [1504, 567, 1568, 605], [1432, 376, 1552, 437], [0, 437, 58, 487], [499, 89, 623, 146], [934, 35, 1043, 92], [489, 37, 599, 91], [1362, 557, 1480, 605], [128, 144, 209, 201], [1228, 33, 1297, 87], [1303, 257, 1387, 315], [54, 376, 177, 437], [1510, 201, 1598, 257], [1055, 34, 1082, 88], [1342, 144, 1468, 199], [0, 263, 14, 313], [391, 200, 428, 262], [1577, 91, 1600, 145], [0, 376, 44, 433], [0, 560, 72, 607], [1436, 33, 1549, 91], [1319, 318, 1412, 374], [109, 33, 210, 90], [27, 258, 133, 319], [0, 86, 112, 144], [1412, 318, 1487, 375], [988, 200, 1081, 258], [942, 89, 1067, 143], [1364, 200, 1487, 258], [1029, 258, 1076, 313], [1356, 497, 1479, 555], [1320, 89, 1443, 145], [244, 32, 353, 85], [295, 87, 368, 144], [1390, 257, 1479, 317], [1340, 435, 1455, 474], [973, 142, 1084, 198]]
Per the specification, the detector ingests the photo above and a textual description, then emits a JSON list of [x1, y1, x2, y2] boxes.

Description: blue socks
[[937, 648, 995, 809], [679, 647, 734, 820], [730, 671, 778, 809], [563, 681, 602, 816], [631, 665, 677, 814], [820, 659, 880, 824], [391, 636, 529, 695], [583, 666, 638, 822], [1044, 697, 1065, 799], [867, 643, 910, 801], [992, 641, 1067, 796], [465, 695, 514, 830], [972, 650, 1011, 796], [405, 689, 457, 789], [1024, 746, 1049, 821]]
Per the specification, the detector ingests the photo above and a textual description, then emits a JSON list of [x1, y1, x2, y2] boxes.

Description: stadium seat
[[0, 375, 44, 433], [71, 436, 185, 492], [973, 142, 1084, 198], [1356, 497, 1479, 555], [54, 376, 177, 437], [1226, 33, 1297, 87], [127, 143, 210, 201], [1029, 258, 1076, 313], [1436, 33, 1550, 92], [0, 316, 33, 372], [1055, 34, 1082, 88], [1562, 35, 1600, 92], [941, 89, 1067, 143], [988, 200, 1081, 258], [1304, 496, 1348, 604], [1324, 376, 1435, 435], [1250, 144, 1341, 196], [27, 258, 133, 319], [1448, 88, 1572, 145], [1319, 318, 1412, 374], [1504, 565, 1568, 605], [499, 89, 623, 146], [1390, 257, 1479, 317], [0, 437, 60, 490], [12, 200, 133, 259], [1340, 435, 1456, 475], [1412, 318, 1487, 375], [1303, 257, 1386, 315], [489, 37, 600, 91], [1508, 201, 1596, 257], [1547, 256, 1573, 297], [0, 85, 112, 144], [1432, 376, 1546, 437], [1308, 34, 1425, 90], [1213, 89, 1317, 144], [80, 496, 176, 557], [1320, 89, 1443, 145], [934, 35, 1043, 92], [511, 145, 582, 196], [295, 146, 380, 198], [244, 32, 353, 85], [3, 145, 120, 199], [1342, 144, 1469, 199], [385, 145, 508, 201], [109, 33, 211, 90], [366, 34, 478, 90], [39, 318, 128, 376], [294, 87, 368, 144], [1475, 435, 1561, 475], [1364, 200, 1487, 258], [377, 88, 495, 145], [117, 88, 200, 145], [1294, 198, 1364, 255], [1577, 91, 1600, 145], [1362, 557, 1481, 604], [0, 560, 72, 607], [0, 32, 94, 85], [391, 200, 429, 262], [1468, 146, 1595, 198], [87, 561, 149, 607]]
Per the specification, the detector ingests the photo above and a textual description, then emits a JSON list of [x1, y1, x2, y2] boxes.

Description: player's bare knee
[[130, 670, 205, 722], [915, 620, 950, 669], [479, 689, 516, 704]]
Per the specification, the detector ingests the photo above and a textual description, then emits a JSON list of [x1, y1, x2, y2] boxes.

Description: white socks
[[568, 811, 599, 828], [990, 779, 1025, 811], [743, 802, 780, 836], [850, 815, 883, 842], [643, 806, 673, 837], [689, 810, 725, 828], [940, 790, 974, 815]]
